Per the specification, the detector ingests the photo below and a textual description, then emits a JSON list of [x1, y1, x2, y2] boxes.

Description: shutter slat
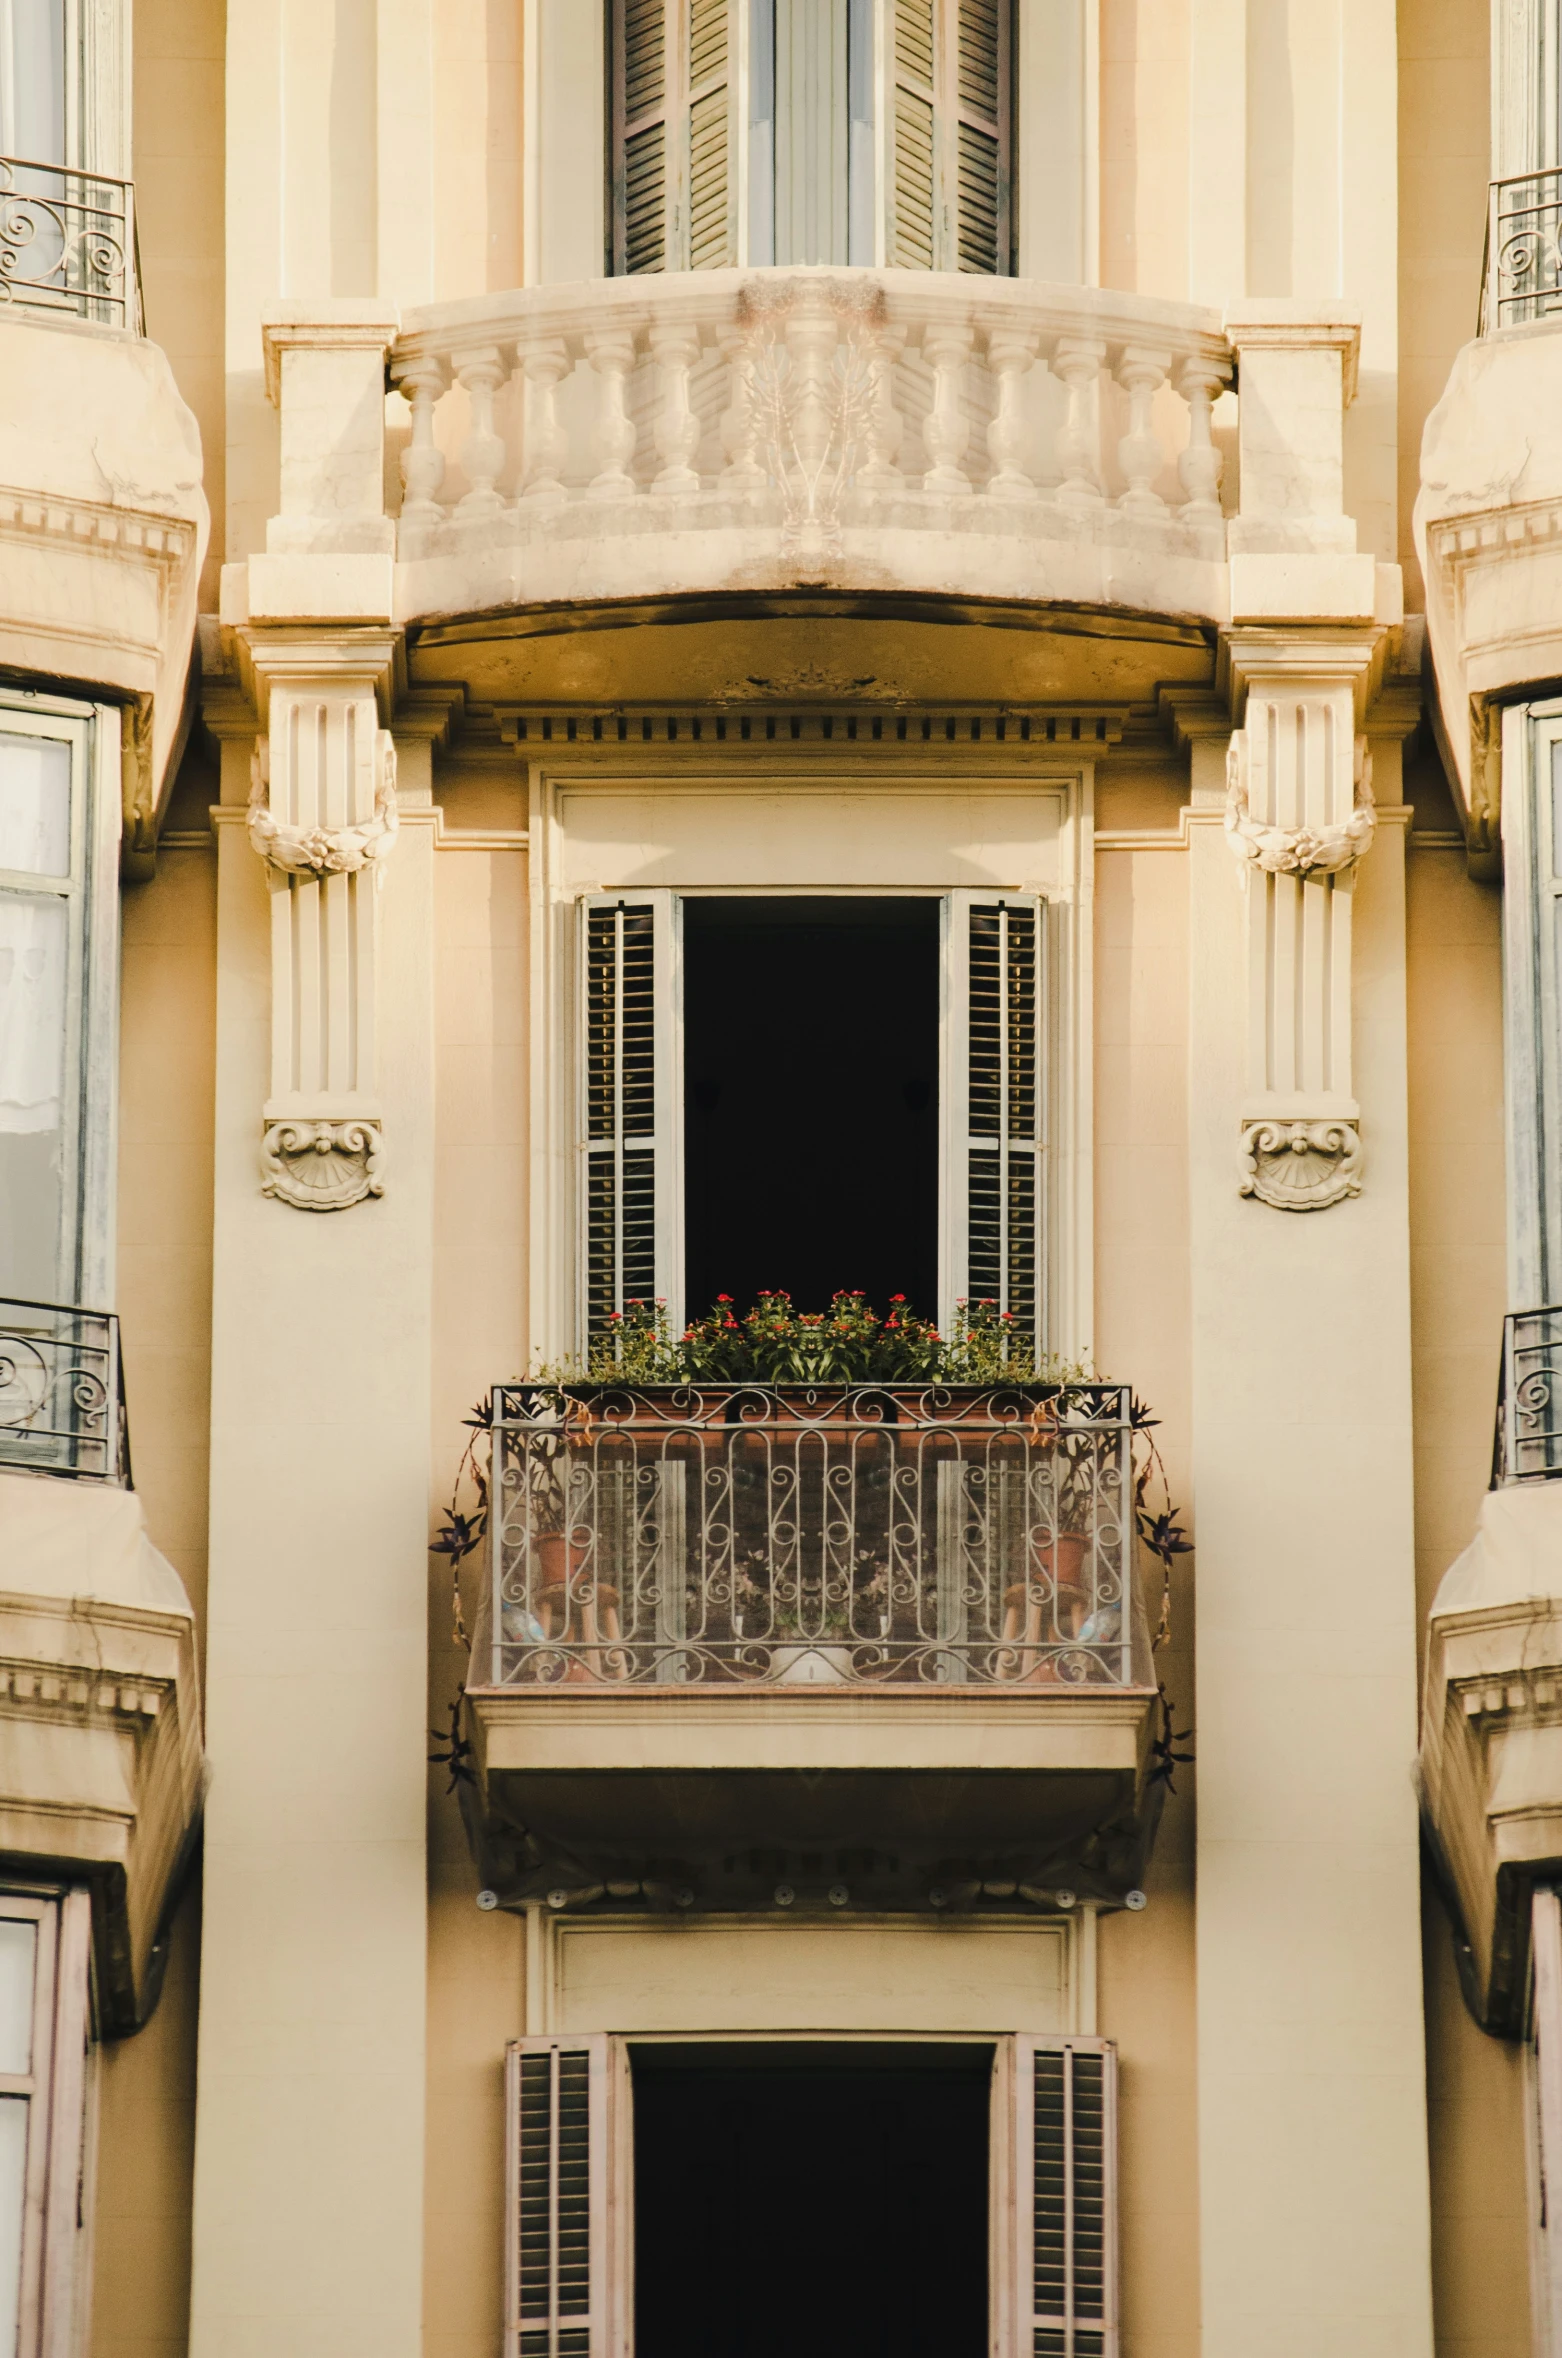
[[961, 898, 1042, 1341], [581, 892, 678, 1347], [957, 121, 1000, 271], [689, 83, 732, 268], [507, 2039, 613, 2358], [623, 0, 666, 117], [1022, 2038, 1119, 2358], [892, 87, 936, 267]]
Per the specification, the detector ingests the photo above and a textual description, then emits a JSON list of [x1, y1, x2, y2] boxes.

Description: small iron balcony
[[0, 1301, 129, 1484], [477, 1380, 1149, 1692], [1494, 1308, 1562, 1484], [1481, 172, 1562, 333], [462, 1381, 1162, 1910], [0, 156, 140, 331]]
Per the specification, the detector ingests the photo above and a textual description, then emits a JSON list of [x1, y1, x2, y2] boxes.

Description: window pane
[[0, 1924, 36, 2079], [0, 0, 65, 165], [0, 2097, 27, 2358], [0, 735, 71, 878], [0, 891, 68, 1301]]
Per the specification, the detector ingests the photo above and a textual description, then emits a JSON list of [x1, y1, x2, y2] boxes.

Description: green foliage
[[549, 1292, 1094, 1390]]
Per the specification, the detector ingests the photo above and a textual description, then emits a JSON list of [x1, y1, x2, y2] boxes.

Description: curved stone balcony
[[0, 218, 208, 864], [387, 269, 1235, 625]]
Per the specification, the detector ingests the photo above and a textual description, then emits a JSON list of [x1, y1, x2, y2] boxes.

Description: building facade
[[0, 2, 1551, 2356]]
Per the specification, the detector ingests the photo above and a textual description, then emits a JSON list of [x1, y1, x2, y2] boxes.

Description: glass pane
[[0, 735, 71, 879], [0, 1924, 36, 2079], [0, 2098, 28, 2358], [0, 0, 65, 165], [0, 891, 68, 1301]]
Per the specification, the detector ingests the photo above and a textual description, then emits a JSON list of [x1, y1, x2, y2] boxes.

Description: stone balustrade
[[386, 268, 1237, 622]]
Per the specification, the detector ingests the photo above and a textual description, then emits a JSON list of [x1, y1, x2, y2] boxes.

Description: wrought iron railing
[[1495, 1307, 1562, 1483], [1482, 172, 1562, 333], [0, 1301, 129, 1483], [0, 156, 140, 331], [476, 1381, 1149, 1690]]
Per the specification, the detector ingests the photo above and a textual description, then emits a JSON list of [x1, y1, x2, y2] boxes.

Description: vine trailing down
[[428, 1295, 1193, 1780]]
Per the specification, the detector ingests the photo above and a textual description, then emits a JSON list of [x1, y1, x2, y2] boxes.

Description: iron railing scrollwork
[[1482, 172, 1562, 333], [0, 1301, 129, 1484], [1495, 1307, 1562, 1484], [477, 1381, 1150, 1691], [0, 156, 140, 331]]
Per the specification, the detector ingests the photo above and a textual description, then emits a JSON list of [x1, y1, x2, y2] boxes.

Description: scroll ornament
[[247, 734, 400, 880], [1225, 733, 1375, 881]]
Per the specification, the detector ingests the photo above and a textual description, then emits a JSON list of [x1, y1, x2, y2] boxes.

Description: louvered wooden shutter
[[1015, 2035, 1120, 2358], [505, 2037, 626, 2358], [611, 0, 738, 273], [889, 0, 938, 266], [953, 0, 1009, 272], [942, 892, 1045, 1352], [579, 892, 682, 1347], [888, 0, 1012, 272]]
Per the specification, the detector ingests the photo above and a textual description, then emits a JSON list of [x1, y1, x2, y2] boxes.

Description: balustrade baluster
[[783, 284, 838, 484], [1115, 345, 1170, 513], [985, 327, 1039, 498], [517, 336, 570, 505], [1052, 336, 1107, 506], [856, 321, 906, 490], [393, 355, 448, 525], [584, 329, 638, 500], [1177, 356, 1228, 519], [717, 323, 767, 491], [650, 323, 702, 494], [921, 320, 974, 493], [453, 346, 508, 515]]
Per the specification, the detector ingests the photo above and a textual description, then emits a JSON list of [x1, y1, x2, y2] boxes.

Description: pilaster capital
[[235, 624, 406, 724], [261, 300, 401, 408], [1216, 624, 1389, 727], [1221, 302, 1361, 404]]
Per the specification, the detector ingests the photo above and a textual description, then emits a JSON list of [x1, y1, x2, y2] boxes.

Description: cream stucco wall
[[70, 8, 1562, 2358]]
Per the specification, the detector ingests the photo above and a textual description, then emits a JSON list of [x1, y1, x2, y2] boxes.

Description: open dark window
[[576, 888, 1045, 1346], [682, 897, 940, 1320]]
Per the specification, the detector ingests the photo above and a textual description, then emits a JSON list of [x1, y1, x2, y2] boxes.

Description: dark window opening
[[632, 2041, 991, 2358], [682, 896, 940, 1322]]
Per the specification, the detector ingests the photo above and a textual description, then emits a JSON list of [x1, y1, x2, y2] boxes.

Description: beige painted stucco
[[7, 1, 1547, 2353]]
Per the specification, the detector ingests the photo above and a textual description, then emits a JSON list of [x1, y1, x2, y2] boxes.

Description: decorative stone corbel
[[245, 633, 401, 1210], [1223, 636, 1381, 1211], [248, 735, 399, 878], [1225, 730, 1376, 879]]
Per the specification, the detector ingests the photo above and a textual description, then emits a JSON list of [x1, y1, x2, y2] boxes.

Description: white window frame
[[525, 0, 1093, 283], [504, 2025, 1117, 2358], [0, 691, 121, 1311], [0, 0, 130, 174], [529, 761, 1093, 1373], [0, 1889, 93, 2358], [1495, 0, 1562, 177]]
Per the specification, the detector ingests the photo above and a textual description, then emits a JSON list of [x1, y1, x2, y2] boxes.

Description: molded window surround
[[0, 691, 121, 1311]]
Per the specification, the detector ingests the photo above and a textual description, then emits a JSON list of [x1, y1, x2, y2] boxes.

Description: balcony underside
[[465, 1685, 1161, 1909], [406, 590, 1217, 727]]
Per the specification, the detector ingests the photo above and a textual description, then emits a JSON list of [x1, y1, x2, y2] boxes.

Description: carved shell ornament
[[1224, 732, 1376, 880], [247, 735, 400, 879], [1238, 1119, 1363, 1213], [261, 1118, 385, 1213]]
